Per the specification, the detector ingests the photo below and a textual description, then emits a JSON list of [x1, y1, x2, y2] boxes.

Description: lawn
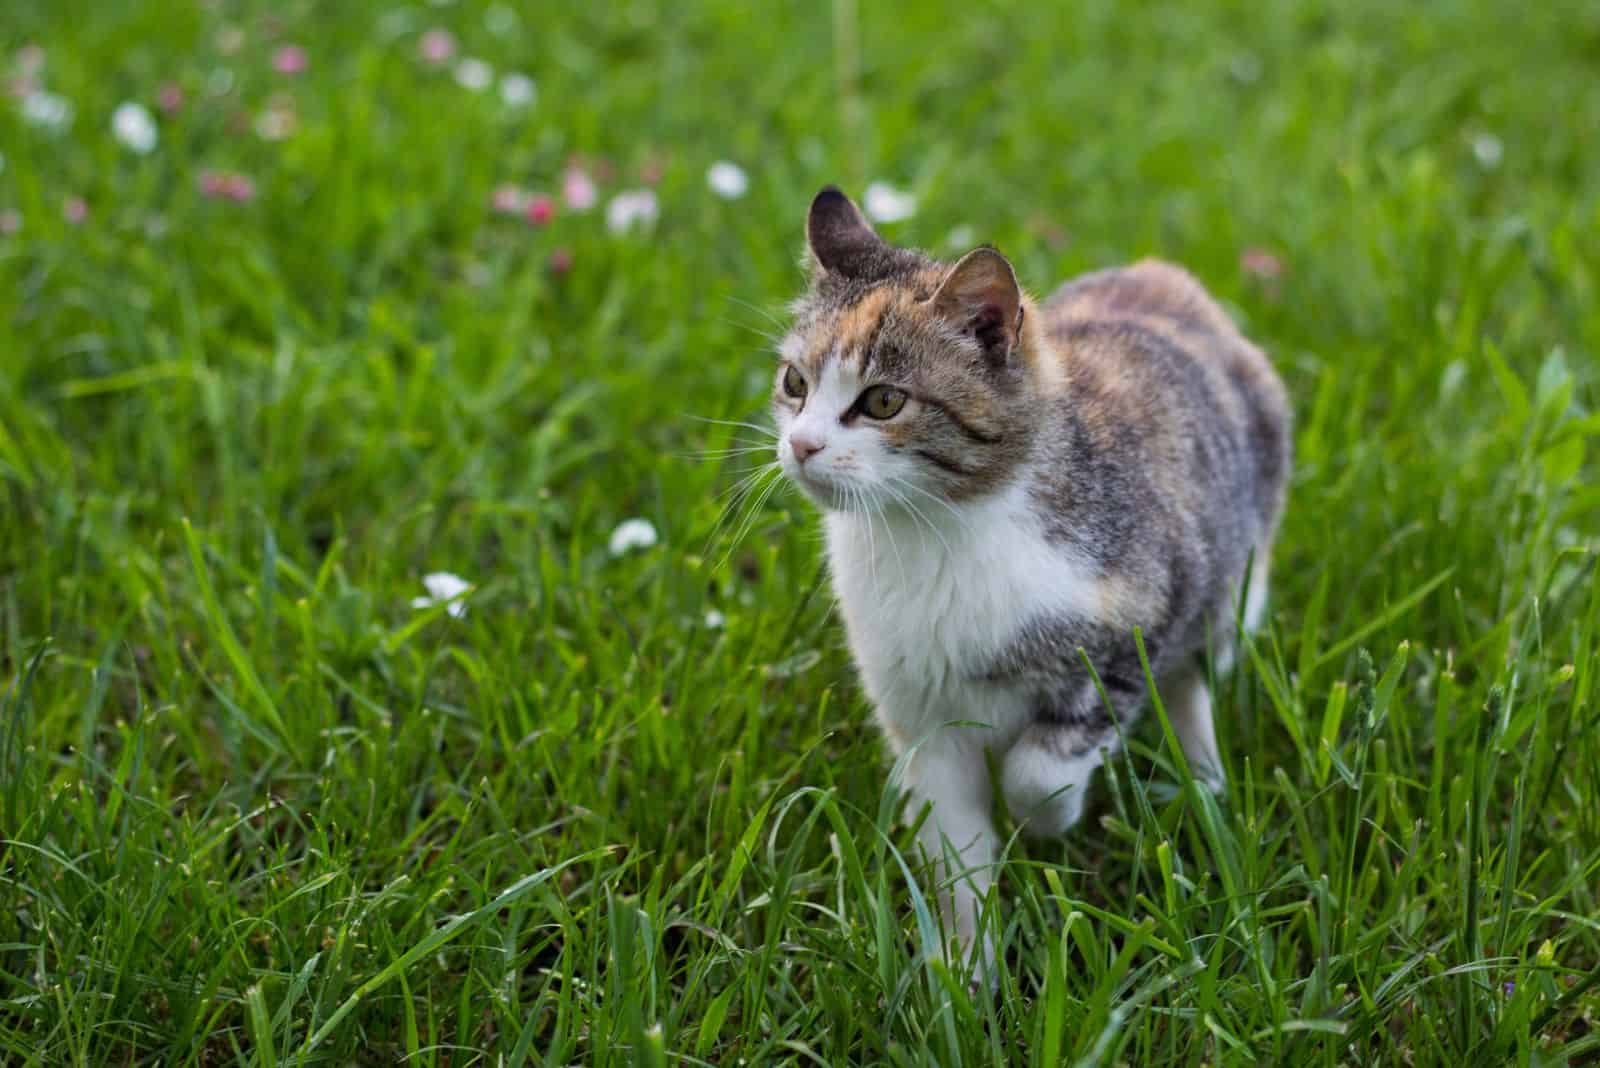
[[3, 0, 1599, 1063]]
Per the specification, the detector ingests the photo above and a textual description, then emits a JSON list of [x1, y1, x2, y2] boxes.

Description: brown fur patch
[[836, 289, 894, 368]]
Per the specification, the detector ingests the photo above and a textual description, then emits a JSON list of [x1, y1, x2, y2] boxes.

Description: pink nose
[[790, 432, 824, 463]]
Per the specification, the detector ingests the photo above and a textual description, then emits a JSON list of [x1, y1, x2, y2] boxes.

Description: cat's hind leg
[[1158, 668, 1226, 792]]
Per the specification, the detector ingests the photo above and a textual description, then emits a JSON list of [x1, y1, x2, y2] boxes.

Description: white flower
[[499, 72, 536, 108], [706, 160, 749, 199], [454, 57, 493, 92], [21, 90, 73, 131], [703, 609, 726, 629], [207, 68, 235, 97], [1471, 132, 1503, 170], [605, 189, 659, 234], [410, 571, 472, 618], [863, 181, 916, 223], [608, 518, 659, 556]]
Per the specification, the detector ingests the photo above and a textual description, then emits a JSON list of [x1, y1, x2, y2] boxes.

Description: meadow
[[2, 0, 1599, 1063]]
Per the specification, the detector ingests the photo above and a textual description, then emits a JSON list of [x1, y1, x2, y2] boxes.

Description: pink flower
[[198, 170, 256, 202], [419, 29, 456, 66], [1240, 247, 1284, 283], [272, 44, 307, 75], [561, 164, 598, 212], [548, 248, 574, 275], [525, 193, 555, 225], [62, 196, 88, 225], [158, 82, 185, 114], [490, 183, 527, 215], [0, 209, 21, 235]]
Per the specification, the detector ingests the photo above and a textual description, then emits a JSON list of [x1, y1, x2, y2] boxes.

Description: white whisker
[[689, 415, 780, 437]]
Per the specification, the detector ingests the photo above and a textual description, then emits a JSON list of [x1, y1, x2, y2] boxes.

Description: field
[[3, 0, 1599, 1063]]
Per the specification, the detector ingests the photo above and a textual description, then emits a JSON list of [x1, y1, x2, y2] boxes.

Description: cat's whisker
[[852, 485, 879, 590], [717, 315, 784, 350], [715, 461, 780, 503], [896, 478, 979, 543], [689, 415, 780, 439], [682, 443, 778, 461], [715, 464, 787, 573], [726, 295, 790, 333], [864, 490, 905, 581], [702, 462, 783, 564], [886, 480, 952, 545], [884, 482, 952, 559]]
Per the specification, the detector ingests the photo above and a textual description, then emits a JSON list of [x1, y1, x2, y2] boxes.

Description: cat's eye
[[859, 385, 907, 420], [782, 365, 807, 399]]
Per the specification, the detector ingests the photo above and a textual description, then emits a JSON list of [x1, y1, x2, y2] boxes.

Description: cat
[[770, 186, 1292, 974]]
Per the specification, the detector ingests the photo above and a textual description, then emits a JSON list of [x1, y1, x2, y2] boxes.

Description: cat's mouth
[[784, 466, 853, 510]]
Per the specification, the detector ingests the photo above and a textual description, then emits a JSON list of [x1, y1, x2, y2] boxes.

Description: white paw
[[1001, 741, 1094, 837]]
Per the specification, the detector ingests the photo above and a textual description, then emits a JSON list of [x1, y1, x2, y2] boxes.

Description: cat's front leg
[[1000, 670, 1140, 837], [895, 726, 1000, 977]]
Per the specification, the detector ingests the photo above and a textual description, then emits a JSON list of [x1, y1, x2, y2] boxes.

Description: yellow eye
[[782, 365, 807, 399], [859, 385, 907, 420]]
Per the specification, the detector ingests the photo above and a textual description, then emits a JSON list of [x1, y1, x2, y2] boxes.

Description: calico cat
[[771, 187, 1291, 970]]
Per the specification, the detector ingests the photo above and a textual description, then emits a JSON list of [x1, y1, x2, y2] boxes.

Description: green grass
[[3, 0, 1599, 1063]]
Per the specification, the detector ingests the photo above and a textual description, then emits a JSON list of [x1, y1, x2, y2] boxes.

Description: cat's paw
[[1000, 725, 1099, 837]]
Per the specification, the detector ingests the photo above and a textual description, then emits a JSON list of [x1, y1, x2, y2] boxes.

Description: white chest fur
[[824, 480, 1108, 749]]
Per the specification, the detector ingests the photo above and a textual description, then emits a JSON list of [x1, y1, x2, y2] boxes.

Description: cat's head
[[773, 187, 1042, 514]]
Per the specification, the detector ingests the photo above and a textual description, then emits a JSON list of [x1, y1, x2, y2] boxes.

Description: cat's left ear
[[928, 248, 1023, 361], [806, 186, 886, 278]]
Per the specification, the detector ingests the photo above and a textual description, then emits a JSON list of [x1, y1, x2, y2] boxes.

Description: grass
[[2, 0, 1599, 1063]]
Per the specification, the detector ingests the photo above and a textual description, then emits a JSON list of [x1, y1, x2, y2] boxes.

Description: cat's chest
[[824, 486, 1107, 696]]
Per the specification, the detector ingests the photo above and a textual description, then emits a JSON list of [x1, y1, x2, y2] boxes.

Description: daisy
[[863, 181, 916, 223], [21, 89, 72, 131], [608, 518, 659, 556], [111, 101, 158, 154], [499, 72, 536, 108], [454, 57, 493, 92], [706, 160, 748, 199], [605, 189, 658, 234], [410, 572, 472, 618]]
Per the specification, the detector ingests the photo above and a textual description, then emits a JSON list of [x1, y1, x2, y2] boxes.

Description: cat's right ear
[[806, 187, 885, 278]]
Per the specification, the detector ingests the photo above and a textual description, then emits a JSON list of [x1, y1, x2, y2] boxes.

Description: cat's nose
[[790, 432, 825, 464]]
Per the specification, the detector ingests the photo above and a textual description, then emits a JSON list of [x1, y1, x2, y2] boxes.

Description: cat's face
[[773, 188, 1038, 513]]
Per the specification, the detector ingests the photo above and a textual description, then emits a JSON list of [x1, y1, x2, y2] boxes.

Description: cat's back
[[1039, 258, 1291, 531]]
